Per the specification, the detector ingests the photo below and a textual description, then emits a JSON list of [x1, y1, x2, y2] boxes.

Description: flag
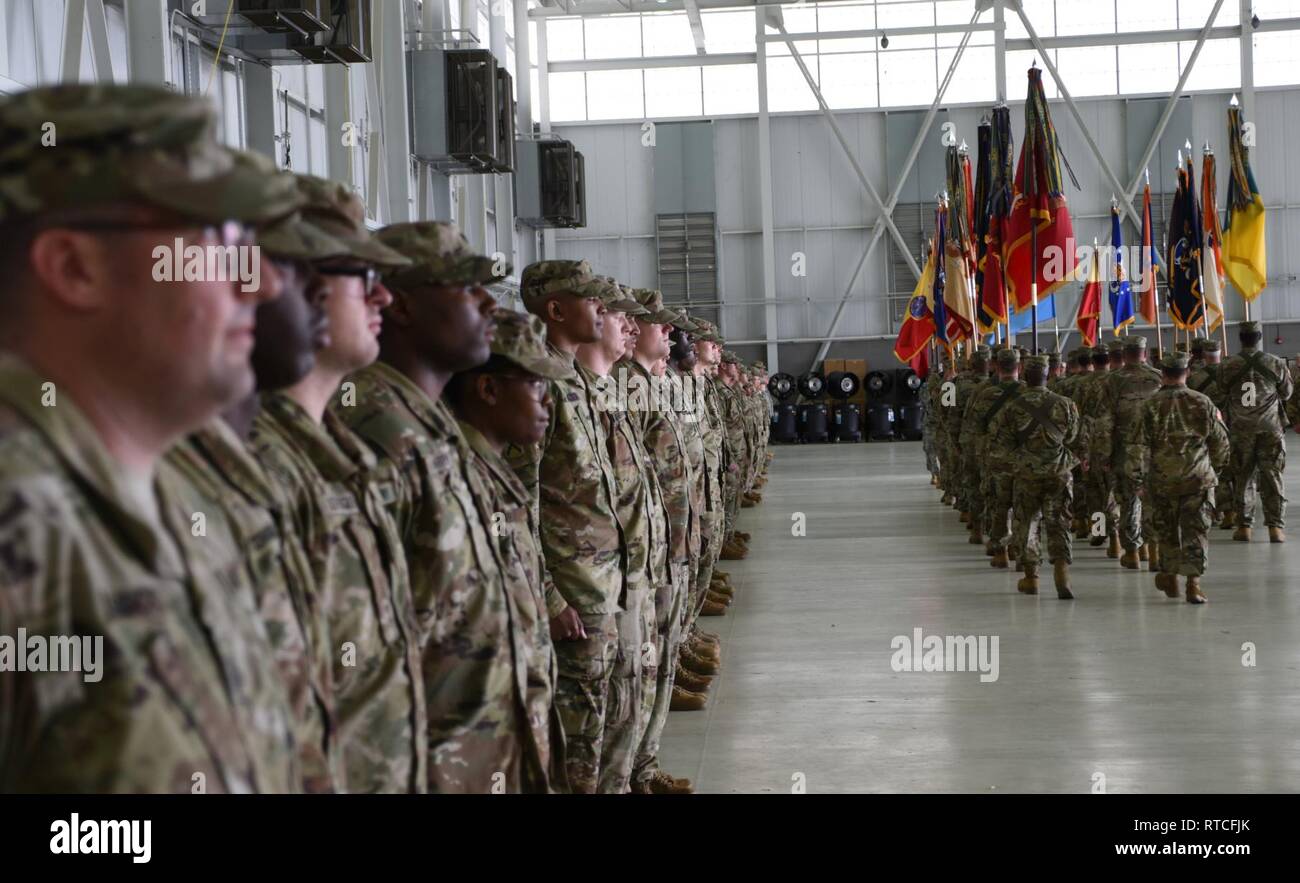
[[1108, 207, 1135, 332], [1224, 104, 1267, 301], [932, 211, 949, 347], [1005, 66, 1080, 312], [894, 242, 938, 364], [977, 107, 1013, 330], [1167, 158, 1205, 330], [1008, 294, 1054, 335], [910, 344, 930, 381], [943, 151, 975, 343], [1137, 182, 1161, 323], [1201, 151, 1226, 332], [1076, 247, 1102, 346]]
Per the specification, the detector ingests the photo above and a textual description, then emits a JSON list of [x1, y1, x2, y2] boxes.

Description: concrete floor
[[658, 440, 1300, 793]]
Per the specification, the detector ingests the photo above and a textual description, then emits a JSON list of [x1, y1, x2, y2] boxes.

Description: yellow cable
[[203, 2, 235, 98]]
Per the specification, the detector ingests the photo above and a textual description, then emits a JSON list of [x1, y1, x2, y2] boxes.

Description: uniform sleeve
[[1130, 402, 1152, 484], [1064, 400, 1084, 459], [1207, 403, 1231, 475]]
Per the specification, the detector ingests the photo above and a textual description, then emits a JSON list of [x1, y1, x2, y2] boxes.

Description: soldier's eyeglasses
[[58, 219, 253, 248], [318, 265, 380, 296]]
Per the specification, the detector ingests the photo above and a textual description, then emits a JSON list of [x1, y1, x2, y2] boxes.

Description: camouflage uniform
[[987, 359, 1082, 571], [1187, 340, 1233, 521], [1076, 345, 1121, 544], [922, 372, 945, 483], [1218, 324, 1294, 530], [252, 394, 428, 793], [167, 420, 341, 792], [945, 353, 990, 517], [687, 322, 727, 628], [0, 358, 300, 792], [962, 350, 1024, 556], [1098, 339, 1163, 555], [505, 261, 628, 794], [1131, 359, 1230, 579], [0, 85, 306, 793]]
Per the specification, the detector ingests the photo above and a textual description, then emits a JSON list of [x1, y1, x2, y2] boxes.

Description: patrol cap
[[488, 307, 574, 381], [1200, 338, 1221, 353], [630, 288, 678, 323], [295, 175, 410, 268], [229, 150, 347, 262], [1122, 335, 1147, 352], [721, 351, 739, 365], [593, 276, 646, 314], [520, 259, 610, 308], [1075, 349, 1092, 365], [753, 361, 767, 372], [1240, 320, 1262, 335], [1175, 342, 1190, 354], [971, 347, 990, 366], [669, 310, 700, 334], [1107, 339, 1126, 353], [1024, 354, 1050, 371], [1092, 345, 1110, 359], [376, 221, 507, 288], [0, 84, 303, 226], [1190, 338, 1207, 354], [995, 348, 1021, 369], [1048, 351, 1061, 365], [1161, 352, 1190, 371], [693, 318, 723, 344]]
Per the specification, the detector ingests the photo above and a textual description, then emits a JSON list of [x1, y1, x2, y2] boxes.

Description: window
[[701, 10, 756, 54], [1180, 38, 1240, 91], [817, 52, 878, 110], [879, 48, 938, 107], [546, 18, 584, 61], [586, 69, 644, 120], [1054, 45, 1118, 98], [642, 12, 696, 57], [1117, 0, 1179, 33], [765, 55, 820, 113], [704, 63, 759, 116], [939, 45, 996, 104], [645, 67, 703, 118], [1253, 30, 1300, 87], [584, 15, 642, 60], [549, 70, 587, 122], [1118, 41, 1180, 94]]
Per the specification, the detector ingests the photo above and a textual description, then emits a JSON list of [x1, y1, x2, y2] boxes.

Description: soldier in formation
[[0, 84, 771, 793]]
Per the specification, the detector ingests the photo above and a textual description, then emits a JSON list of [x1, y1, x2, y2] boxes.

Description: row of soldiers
[[922, 323, 1296, 604], [0, 84, 773, 794]]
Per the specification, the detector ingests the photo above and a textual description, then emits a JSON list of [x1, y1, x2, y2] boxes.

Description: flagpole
[[1146, 169, 1165, 354]]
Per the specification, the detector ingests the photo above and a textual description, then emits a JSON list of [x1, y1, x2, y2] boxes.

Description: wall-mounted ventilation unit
[[409, 47, 514, 174], [515, 138, 586, 228], [194, 0, 371, 65]]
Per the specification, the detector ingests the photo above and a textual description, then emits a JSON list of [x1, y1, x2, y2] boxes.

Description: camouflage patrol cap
[[1092, 345, 1110, 358], [488, 307, 574, 381], [753, 361, 767, 371], [1240, 320, 1262, 334], [1201, 339, 1222, 353], [0, 84, 303, 225], [1107, 339, 1126, 353], [693, 318, 723, 344], [669, 310, 700, 333], [226, 150, 347, 262], [629, 288, 678, 323], [1175, 342, 1190, 354], [721, 351, 739, 365], [593, 276, 646, 314], [520, 259, 609, 306], [294, 175, 409, 268], [995, 348, 1020, 369], [1048, 351, 1061, 365], [1025, 354, 1050, 371], [971, 347, 990, 366], [376, 221, 507, 289], [1122, 335, 1148, 352], [1161, 352, 1190, 371], [1190, 338, 1206, 354]]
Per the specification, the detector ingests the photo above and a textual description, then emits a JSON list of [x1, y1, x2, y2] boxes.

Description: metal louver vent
[[656, 212, 717, 307]]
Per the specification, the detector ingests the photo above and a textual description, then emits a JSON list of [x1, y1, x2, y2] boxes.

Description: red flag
[[1005, 67, 1079, 311], [1138, 183, 1159, 323], [1075, 247, 1102, 347], [980, 214, 1010, 328], [910, 345, 930, 381]]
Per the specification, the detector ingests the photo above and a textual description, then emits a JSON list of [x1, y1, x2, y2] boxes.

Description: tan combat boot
[[709, 581, 734, 598], [1154, 572, 1179, 598], [633, 770, 693, 795], [968, 528, 984, 545], [705, 589, 732, 607], [734, 530, 752, 543], [984, 542, 996, 557], [1106, 533, 1121, 558], [990, 550, 1009, 569], [713, 569, 732, 585], [687, 638, 721, 662], [1219, 511, 1235, 530], [720, 541, 746, 561], [959, 511, 971, 524], [1120, 548, 1140, 570], [1269, 527, 1286, 544], [699, 599, 727, 617], [1053, 560, 1073, 600], [670, 685, 708, 711], [1185, 576, 1207, 604], [693, 628, 720, 644], [1147, 542, 1161, 572], [675, 666, 713, 693], [1138, 543, 1149, 562], [1017, 563, 1039, 595], [1233, 526, 1251, 542], [680, 648, 720, 676], [940, 493, 953, 506], [740, 497, 756, 509]]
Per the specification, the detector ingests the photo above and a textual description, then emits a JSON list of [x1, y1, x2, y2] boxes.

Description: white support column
[[994, 0, 1006, 104], [375, 0, 414, 223], [125, 0, 170, 85], [1240, 0, 1255, 125], [243, 63, 277, 158], [84, 0, 114, 82], [756, 5, 779, 373], [491, 0, 514, 268], [538, 16, 555, 258], [324, 66, 354, 187], [61, 0, 86, 82]]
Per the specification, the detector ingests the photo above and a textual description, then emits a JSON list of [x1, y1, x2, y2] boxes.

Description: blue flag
[[1007, 294, 1054, 334], [931, 208, 948, 344], [1108, 207, 1134, 332]]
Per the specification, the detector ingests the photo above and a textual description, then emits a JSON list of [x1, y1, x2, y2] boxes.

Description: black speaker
[[826, 370, 861, 400], [768, 372, 797, 402], [799, 402, 829, 443], [864, 370, 893, 401], [797, 372, 826, 399]]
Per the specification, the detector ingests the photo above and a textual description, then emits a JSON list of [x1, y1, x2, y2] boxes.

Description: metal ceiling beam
[[756, 4, 779, 373], [808, 7, 984, 371], [775, 21, 920, 283], [125, 0, 170, 85], [770, 22, 999, 42], [549, 52, 754, 72], [530, 0, 852, 18], [84, 0, 115, 82], [61, 0, 86, 82], [683, 0, 707, 55]]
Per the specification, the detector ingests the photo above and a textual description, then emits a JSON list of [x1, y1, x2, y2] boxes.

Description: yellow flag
[[1224, 191, 1267, 302]]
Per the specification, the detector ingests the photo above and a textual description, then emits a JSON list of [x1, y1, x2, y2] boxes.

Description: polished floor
[[658, 440, 1300, 793]]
